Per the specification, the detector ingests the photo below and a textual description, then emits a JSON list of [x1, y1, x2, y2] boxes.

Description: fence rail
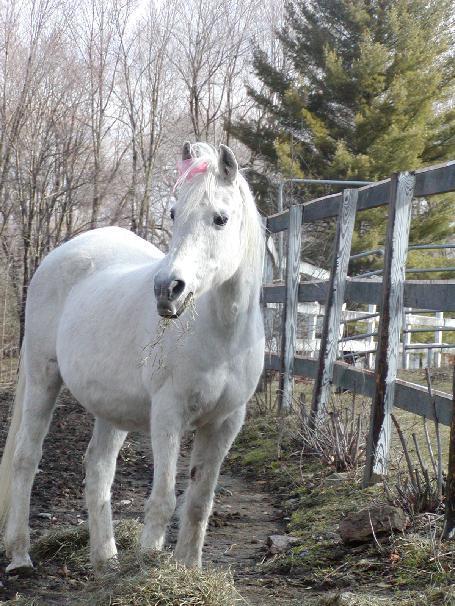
[[267, 161, 455, 230], [262, 161, 455, 535]]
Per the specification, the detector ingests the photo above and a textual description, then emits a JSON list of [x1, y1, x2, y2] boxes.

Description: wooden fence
[[263, 161, 455, 536]]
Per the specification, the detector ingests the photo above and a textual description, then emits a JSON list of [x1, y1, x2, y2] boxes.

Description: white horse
[[0, 142, 265, 573]]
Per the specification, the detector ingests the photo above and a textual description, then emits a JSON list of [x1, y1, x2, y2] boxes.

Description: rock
[[325, 472, 350, 484], [339, 505, 408, 544], [119, 499, 132, 506], [319, 592, 360, 605], [266, 534, 302, 554], [37, 512, 52, 519], [215, 484, 233, 497]]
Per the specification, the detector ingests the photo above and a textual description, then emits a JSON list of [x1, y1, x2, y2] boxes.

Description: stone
[[339, 505, 408, 544], [325, 472, 351, 484], [319, 592, 360, 605], [266, 534, 302, 554], [37, 512, 52, 520]]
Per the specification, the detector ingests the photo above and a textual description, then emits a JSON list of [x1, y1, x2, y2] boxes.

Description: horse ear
[[182, 141, 193, 161], [218, 144, 238, 183]]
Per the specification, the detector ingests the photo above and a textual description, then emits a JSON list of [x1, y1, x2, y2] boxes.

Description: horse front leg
[[141, 398, 182, 553], [84, 418, 127, 571], [175, 407, 245, 568]]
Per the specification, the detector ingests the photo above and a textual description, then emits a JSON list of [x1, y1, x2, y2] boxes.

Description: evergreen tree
[[231, 0, 455, 275]]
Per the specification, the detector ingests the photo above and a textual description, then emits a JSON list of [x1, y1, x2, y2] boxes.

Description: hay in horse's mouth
[[174, 292, 194, 318], [156, 292, 194, 319]]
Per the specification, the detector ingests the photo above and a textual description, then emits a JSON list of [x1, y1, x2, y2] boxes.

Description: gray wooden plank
[[266, 162, 455, 231], [279, 204, 303, 411], [267, 209, 290, 233], [263, 279, 455, 311], [415, 161, 455, 198], [363, 172, 416, 486], [264, 353, 453, 426], [311, 189, 358, 420]]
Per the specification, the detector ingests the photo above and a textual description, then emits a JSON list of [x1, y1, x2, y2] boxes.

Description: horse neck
[[207, 246, 263, 330]]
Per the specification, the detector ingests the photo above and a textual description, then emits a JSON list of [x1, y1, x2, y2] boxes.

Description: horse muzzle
[[154, 275, 192, 318]]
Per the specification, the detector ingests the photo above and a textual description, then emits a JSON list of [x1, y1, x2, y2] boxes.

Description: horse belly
[[63, 373, 151, 432], [55, 269, 154, 433]]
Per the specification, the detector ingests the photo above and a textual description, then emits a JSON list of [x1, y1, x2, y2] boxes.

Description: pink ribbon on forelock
[[175, 158, 208, 186]]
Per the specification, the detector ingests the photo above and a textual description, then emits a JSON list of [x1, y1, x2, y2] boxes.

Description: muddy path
[[0, 388, 305, 605]]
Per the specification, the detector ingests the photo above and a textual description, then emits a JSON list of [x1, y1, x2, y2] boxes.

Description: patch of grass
[[229, 408, 455, 597], [8, 521, 242, 606], [31, 519, 141, 567], [288, 481, 381, 540], [391, 533, 455, 588]]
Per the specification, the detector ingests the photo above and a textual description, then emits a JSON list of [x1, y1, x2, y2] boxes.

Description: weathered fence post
[[363, 171, 416, 487], [443, 366, 455, 539], [435, 311, 443, 368], [311, 188, 358, 422], [279, 204, 303, 411]]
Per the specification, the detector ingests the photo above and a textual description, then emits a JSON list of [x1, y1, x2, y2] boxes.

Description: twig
[[423, 417, 437, 478], [425, 368, 443, 499], [391, 414, 418, 490], [412, 433, 432, 491]]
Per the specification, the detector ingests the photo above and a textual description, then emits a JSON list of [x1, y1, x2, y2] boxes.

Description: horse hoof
[[6, 555, 34, 575]]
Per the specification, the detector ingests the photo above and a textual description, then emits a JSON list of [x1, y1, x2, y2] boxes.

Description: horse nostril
[[169, 279, 185, 301]]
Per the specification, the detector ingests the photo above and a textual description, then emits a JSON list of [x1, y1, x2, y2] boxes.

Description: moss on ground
[[228, 405, 455, 600]]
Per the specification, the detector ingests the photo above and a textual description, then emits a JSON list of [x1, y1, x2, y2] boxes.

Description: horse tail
[[0, 349, 26, 532]]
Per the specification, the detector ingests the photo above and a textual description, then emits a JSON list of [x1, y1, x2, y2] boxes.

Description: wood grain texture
[[265, 353, 453, 426], [363, 172, 416, 486], [263, 279, 455, 310], [279, 205, 303, 411], [311, 189, 358, 421], [266, 162, 455, 231]]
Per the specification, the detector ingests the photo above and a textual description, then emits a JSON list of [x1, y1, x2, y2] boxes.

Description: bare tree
[[170, 0, 260, 143], [114, 0, 181, 238]]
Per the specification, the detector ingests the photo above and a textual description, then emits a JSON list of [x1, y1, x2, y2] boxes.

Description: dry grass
[[318, 586, 455, 606], [79, 552, 243, 606], [298, 391, 367, 472], [30, 519, 140, 567], [10, 520, 242, 606]]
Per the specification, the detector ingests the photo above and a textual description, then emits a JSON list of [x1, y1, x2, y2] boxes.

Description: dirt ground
[[0, 388, 308, 605]]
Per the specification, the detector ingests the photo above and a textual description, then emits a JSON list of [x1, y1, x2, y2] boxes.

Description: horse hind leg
[[5, 360, 61, 573], [84, 418, 127, 571]]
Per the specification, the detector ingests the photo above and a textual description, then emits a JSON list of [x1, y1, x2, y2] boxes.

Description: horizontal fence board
[[264, 353, 453, 426], [415, 161, 455, 197], [266, 162, 455, 232], [263, 279, 455, 310], [267, 209, 290, 233]]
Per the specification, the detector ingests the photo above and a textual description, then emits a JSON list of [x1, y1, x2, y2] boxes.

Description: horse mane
[[174, 143, 265, 284]]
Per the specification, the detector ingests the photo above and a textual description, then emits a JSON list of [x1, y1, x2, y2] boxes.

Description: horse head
[[154, 142, 259, 318]]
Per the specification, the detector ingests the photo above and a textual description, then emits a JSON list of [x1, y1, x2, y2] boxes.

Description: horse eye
[[214, 214, 228, 227], [170, 209, 175, 221]]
